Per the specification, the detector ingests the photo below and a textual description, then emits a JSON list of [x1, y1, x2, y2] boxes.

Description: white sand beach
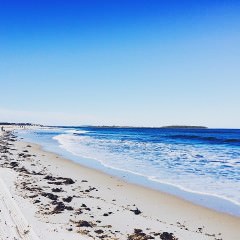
[[0, 126, 239, 240]]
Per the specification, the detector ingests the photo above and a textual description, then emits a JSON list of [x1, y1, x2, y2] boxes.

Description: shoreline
[[0, 128, 240, 239], [27, 137, 240, 218], [17, 127, 240, 217]]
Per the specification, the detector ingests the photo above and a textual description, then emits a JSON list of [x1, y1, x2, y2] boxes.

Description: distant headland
[[80, 125, 208, 129], [161, 125, 208, 129]]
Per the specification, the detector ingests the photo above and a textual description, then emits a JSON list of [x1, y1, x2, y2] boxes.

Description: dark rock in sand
[[76, 220, 92, 228], [52, 188, 63, 193], [10, 161, 19, 168], [63, 196, 73, 203], [98, 235, 110, 239], [160, 232, 178, 240], [17, 167, 31, 175], [45, 176, 75, 185], [41, 192, 58, 201], [44, 175, 56, 181], [31, 170, 44, 175], [51, 201, 73, 212], [63, 178, 75, 184], [29, 194, 38, 198], [128, 229, 154, 240], [65, 206, 74, 211], [130, 208, 142, 215], [52, 202, 66, 213], [95, 229, 104, 234]]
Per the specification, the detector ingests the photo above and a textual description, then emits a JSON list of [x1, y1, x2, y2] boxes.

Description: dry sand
[[0, 127, 239, 240]]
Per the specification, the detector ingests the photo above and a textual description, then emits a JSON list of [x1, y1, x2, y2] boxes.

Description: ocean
[[16, 127, 240, 216]]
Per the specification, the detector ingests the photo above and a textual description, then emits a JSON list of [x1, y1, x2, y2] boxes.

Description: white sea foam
[[64, 129, 89, 134]]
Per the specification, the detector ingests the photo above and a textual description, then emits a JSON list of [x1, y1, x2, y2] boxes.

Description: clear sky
[[0, 0, 240, 127]]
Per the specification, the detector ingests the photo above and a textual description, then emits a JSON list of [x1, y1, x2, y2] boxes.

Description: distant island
[[161, 125, 208, 129], [76, 125, 208, 129]]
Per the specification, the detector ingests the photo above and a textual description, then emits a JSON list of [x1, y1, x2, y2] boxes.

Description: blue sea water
[[16, 127, 240, 216]]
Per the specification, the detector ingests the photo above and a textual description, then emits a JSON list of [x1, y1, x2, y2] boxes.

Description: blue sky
[[0, 0, 240, 127]]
